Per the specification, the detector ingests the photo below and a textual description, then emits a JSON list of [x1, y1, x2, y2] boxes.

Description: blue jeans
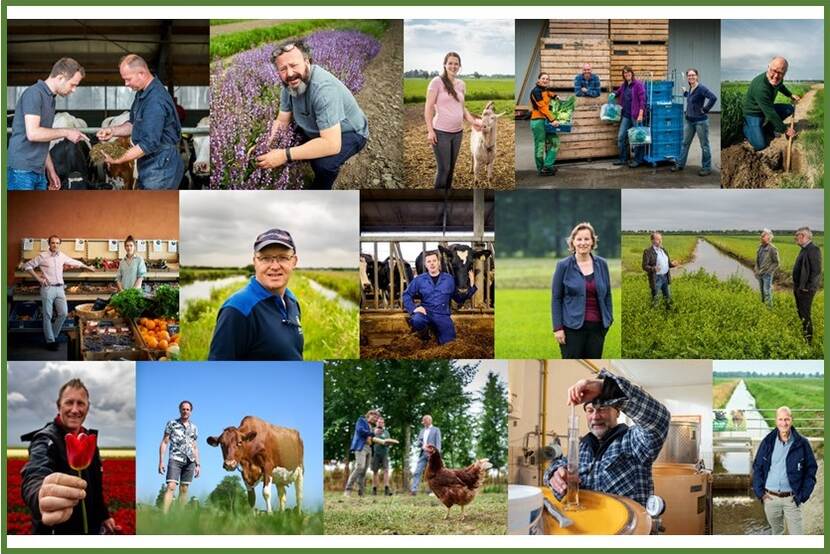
[[308, 131, 367, 190], [743, 104, 794, 151], [652, 273, 671, 306], [678, 118, 711, 170], [758, 273, 773, 307], [7, 168, 48, 190], [410, 452, 429, 493], [617, 116, 644, 164], [137, 144, 183, 190]]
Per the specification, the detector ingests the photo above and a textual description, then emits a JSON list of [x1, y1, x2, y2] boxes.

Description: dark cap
[[254, 229, 295, 252]]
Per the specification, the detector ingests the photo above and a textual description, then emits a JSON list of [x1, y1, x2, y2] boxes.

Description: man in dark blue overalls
[[402, 250, 476, 344], [97, 54, 183, 189], [208, 229, 304, 361]]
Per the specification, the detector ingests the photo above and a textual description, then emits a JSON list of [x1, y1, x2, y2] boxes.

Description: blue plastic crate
[[652, 128, 683, 144], [647, 81, 674, 105], [645, 141, 682, 163]]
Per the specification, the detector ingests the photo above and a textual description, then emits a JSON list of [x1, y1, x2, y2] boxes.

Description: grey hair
[[777, 406, 792, 417], [761, 228, 774, 240], [796, 226, 813, 240]]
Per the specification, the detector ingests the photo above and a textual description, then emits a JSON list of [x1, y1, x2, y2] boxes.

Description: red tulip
[[65, 433, 97, 471]]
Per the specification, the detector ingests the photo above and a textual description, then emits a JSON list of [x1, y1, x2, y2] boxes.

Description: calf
[[97, 111, 137, 189], [48, 113, 93, 189], [207, 415, 304, 513], [470, 101, 505, 186]]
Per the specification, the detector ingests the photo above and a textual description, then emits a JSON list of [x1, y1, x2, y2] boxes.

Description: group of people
[[8, 55, 185, 190], [530, 63, 717, 177], [543, 372, 817, 536], [344, 411, 440, 498], [643, 227, 822, 344], [23, 234, 147, 351], [19, 379, 199, 534]]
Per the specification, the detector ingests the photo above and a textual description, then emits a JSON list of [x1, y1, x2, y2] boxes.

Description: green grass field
[[300, 269, 361, 304], [323, 491, 505, 535], [137, 503, 323, 534], [495, 256, 622, 359], [210, 19, 389, 59], [180, 271, 359, 360], [703, 235, 824, 279], [404, 77, 514, 104], [743, 378, 824, 437], [621, 234, 698, 274], [712, 377, 739, 409], [180, 267, 249, 285]]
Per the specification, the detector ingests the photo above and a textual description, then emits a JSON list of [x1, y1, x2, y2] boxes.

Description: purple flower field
[[210, 30, 381, 189]]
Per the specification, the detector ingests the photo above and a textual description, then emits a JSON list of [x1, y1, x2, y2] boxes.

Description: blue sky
[[135, 361, 323, 510], [404, 19, 514, 75], [722, 20, 824, 81]]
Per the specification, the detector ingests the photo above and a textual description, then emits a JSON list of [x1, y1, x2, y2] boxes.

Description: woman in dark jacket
[[551, 222, 614, 358], [672, 68, 718, 176], [614, 66, 646, 168]]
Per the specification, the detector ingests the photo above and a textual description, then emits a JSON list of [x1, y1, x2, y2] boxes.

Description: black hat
[[254, 228, 295, 252]]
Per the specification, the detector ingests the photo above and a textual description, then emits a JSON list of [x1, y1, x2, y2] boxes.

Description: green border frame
[[2, 4, 828, 552]]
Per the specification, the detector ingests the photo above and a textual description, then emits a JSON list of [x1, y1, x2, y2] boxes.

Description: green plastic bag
[[627, 125, 652, 145]]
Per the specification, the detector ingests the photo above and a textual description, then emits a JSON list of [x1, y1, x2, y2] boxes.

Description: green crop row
[[743, 378, 824, 437], [721, 81, 815, 148], [622, 270, 823, 359], [404, 78, 514, 104], [210, 19, 389, 59]]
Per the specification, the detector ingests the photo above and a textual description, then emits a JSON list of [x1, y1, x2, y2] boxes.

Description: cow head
[[439, 244, 492, 294], [206, 427, 258, 471]]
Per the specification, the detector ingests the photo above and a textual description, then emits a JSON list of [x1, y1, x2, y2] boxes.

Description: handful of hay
[[90, 141, 129, 163]]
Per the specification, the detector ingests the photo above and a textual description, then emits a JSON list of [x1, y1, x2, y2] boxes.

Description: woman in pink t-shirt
[[424, 52, 482, 189]]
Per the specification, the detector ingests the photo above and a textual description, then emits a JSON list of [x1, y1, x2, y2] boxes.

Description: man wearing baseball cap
[[543, 369, 670, 507], [208, 229, 303, 360]]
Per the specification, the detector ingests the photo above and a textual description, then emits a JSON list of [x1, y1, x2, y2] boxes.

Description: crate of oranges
[[134, 317, 181, 360]]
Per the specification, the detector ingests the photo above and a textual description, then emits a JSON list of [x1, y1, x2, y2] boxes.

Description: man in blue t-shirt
[[208, 228, 304, 361], [7, 58, 87, 190], [96, 54, 183, 189], [255, 41, 369, 190]]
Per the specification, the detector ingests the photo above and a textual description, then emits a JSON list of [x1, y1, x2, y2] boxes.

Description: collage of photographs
[[3, 16, 825, 541]]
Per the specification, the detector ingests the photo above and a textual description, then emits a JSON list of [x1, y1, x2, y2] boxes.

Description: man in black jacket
[[21, 378, 118, 534], [792, 227, 822, 343], [751, 406, 817, 534], [642, 232, 677, 308]]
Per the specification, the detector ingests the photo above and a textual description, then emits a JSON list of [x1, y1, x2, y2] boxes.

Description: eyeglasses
[[256, 255, 295, 267], [271, 42, 307, 63]]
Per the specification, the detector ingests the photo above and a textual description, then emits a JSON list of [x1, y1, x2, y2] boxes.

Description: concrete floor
[[516, 114, 721, 189], [8, 333, 72, 361]]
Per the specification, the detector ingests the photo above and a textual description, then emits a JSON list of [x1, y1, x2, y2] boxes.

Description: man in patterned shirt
[[544, 369, 670, 507], [158, 400, 200, 512]]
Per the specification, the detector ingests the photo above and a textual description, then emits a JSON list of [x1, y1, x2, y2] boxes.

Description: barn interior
[[508, 359, 714, 535], [359, 190, 495, 359], [6, 20, 210, 188]]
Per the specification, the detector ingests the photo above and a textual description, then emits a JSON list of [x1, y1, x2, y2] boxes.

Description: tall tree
[[476, 371, 508, 472]]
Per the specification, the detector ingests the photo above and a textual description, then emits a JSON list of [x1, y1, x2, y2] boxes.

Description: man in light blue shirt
[[642, 232, 676, 308], [752, 406, 817, 534], [256, 41, 369, 190]]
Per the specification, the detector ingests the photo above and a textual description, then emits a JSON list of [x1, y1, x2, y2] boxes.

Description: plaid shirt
[[544, 369, 670, 507]]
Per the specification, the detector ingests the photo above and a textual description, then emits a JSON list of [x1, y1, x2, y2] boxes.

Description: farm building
[[359, 189, 495, 359], [6, 20, 210, 188], [515, 19, 720, 163]]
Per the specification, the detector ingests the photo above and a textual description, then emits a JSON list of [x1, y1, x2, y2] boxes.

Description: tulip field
[[621, 234, 824, 359], [7, 454, 136, 535], [210, 27, 383, 189]]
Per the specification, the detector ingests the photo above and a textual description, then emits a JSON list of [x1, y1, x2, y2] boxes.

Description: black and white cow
[[359, 253, 414, 308], [48, 112, 94, 189], [415, 244, 494, 308]]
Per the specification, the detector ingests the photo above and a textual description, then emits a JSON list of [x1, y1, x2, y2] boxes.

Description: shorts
[[166, 458, 196, 484], [371, 452, 389, 472]]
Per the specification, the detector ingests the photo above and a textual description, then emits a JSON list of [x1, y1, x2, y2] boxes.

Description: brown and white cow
[[207, 415, 304, 513]]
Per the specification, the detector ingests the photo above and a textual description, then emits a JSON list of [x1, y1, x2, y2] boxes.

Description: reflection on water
[[720, 380, 771, 474], [679, 239, 759, 291], [714, 495, 770, 535], [307, 279, 358, 310], [180, 275, 247, 308]]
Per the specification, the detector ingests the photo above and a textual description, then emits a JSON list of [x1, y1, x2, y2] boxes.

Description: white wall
[[649, 384, 714, 470]]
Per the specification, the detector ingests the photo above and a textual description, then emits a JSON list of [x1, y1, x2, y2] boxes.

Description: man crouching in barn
[[402, 250, 476, 344], [96, 54, 183, 189], [7, 58, 87, 190]]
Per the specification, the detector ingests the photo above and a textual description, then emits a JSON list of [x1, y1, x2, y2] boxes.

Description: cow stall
[[6, 20, 210, 188], [359, 190, 495, 359]]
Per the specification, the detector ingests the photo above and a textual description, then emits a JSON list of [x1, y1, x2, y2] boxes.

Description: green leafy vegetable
[[108, 289, 149, 320], [153, 285, 180, 319]]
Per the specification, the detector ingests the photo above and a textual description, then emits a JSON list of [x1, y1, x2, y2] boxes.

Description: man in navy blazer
[[410, 415, 442, 495]]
